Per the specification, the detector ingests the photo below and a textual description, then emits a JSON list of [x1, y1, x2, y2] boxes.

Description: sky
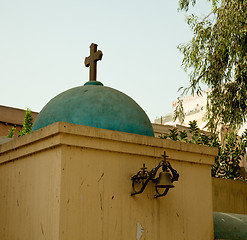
[[0, 0, 211, 122]]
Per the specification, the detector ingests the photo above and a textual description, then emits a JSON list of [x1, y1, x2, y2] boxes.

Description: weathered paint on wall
[[0, 148, 61, 239], [0, 122, 217, 240], [136, 222, 144, 240], [212, 177, 247, 214]]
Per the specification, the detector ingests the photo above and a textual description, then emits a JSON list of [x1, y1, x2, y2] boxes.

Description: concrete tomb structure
[[0, 122, 218, 240], [0, 43, 222, 239]]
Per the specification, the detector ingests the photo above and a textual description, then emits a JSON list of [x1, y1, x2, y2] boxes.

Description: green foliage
[[160, 120, 247, 180], [173, 97, 185, 124], [212, 129, 247, 179], [18, 109, 33, 137], [7, 126, 16, 138], [178, 0, 218, 12], [169, 128, 179, 141], [177, 0, 247, 133], [179, 130, 188, 141], [188, 120, 201, 143], [178, 0, 196, 11]]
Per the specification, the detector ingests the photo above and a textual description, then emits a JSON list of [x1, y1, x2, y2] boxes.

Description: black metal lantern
[[131, 151, 179, 198]]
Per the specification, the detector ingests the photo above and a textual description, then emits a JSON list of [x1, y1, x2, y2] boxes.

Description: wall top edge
[[0, 122, 218, 158]]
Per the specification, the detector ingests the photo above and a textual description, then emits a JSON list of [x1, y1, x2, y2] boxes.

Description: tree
[[177, 0, 247, 133], [161, 120, 247, 180], [18, 108, 33, 137]]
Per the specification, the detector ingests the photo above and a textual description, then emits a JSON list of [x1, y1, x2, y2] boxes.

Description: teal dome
[[32, 81, 154, 137]]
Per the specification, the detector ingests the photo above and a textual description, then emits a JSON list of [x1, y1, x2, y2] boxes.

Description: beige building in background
[[155, 90, 208, 129]]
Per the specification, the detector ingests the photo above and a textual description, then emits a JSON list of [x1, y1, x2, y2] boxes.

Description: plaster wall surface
[[0, 147, 61, 240], [0, 122, 217, 240], [0, 136, 13, 145], [212, 177, 247, 214]]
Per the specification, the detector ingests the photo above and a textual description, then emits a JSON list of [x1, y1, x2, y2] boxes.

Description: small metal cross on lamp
[[84, 43, 103, 81], [131, 151, 179, 198]]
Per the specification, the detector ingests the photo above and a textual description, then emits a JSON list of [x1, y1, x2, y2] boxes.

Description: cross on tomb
[[84, 43, 103, 81]]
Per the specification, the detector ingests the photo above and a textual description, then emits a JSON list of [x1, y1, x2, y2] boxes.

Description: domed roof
[[32, 81, 154, 137]]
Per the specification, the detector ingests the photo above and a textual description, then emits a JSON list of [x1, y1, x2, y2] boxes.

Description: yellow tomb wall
[[0, 147, 61, 240], [212, 177, 247, 214], [0, 122, 217, 240]]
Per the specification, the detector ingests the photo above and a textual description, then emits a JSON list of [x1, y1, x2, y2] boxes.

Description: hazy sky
[[0, 0, 211, 122]]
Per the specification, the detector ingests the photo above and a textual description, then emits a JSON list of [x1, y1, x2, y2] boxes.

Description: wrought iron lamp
[[131, 151, 179, 198]]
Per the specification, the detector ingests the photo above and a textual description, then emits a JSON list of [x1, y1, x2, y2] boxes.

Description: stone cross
[[84, 43, 103, 81]]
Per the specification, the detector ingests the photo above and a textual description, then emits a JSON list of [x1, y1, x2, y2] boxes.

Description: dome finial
[[84, 43, 103, 81]]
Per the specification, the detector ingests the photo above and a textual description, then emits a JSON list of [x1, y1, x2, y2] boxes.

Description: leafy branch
[[160, 120, 247, 180], [18, 109, 33, 137], [177, 0, 247, 133]]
